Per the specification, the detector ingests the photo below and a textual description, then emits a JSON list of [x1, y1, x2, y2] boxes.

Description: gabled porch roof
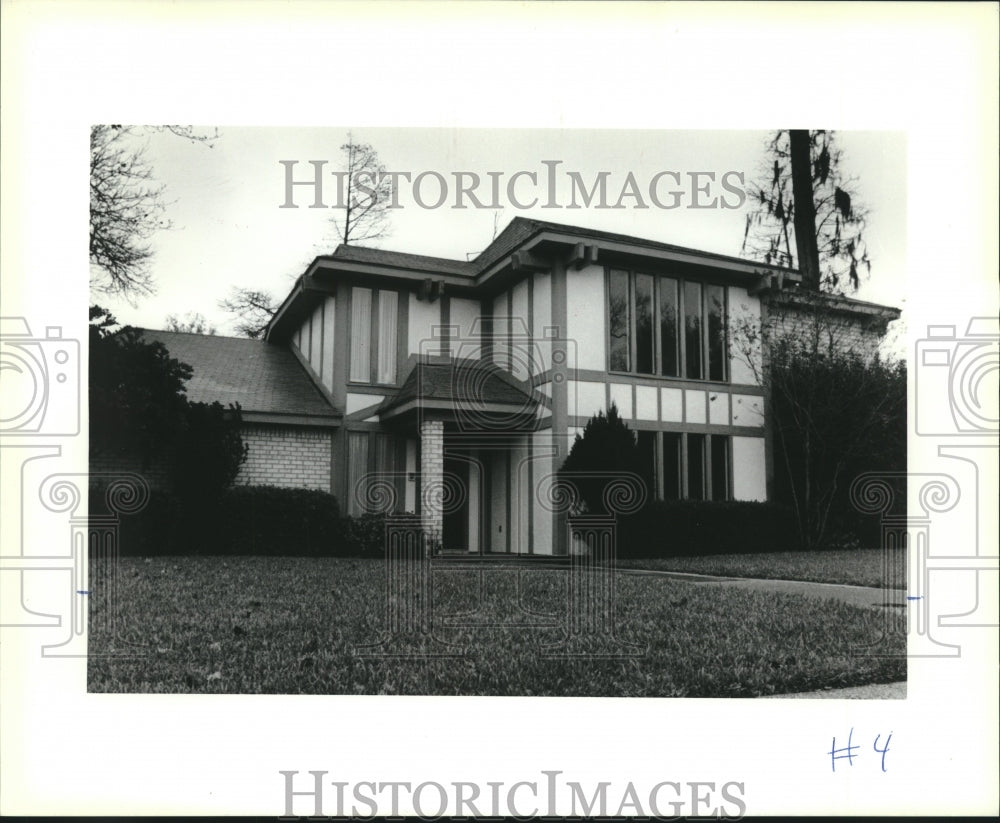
[[378, 357, 543, 428]]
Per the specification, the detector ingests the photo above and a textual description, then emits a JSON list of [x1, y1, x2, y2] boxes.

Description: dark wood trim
[[570, 368, 765, 396], [440, 293, 451, 355], [396, 288, 408, 385], [550, 258, 569, 556]]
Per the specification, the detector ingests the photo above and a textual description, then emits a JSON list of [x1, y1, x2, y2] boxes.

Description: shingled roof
[[322, 216, 799, 279], [138, 329, 338, 421], [379, 358, 539, 417]]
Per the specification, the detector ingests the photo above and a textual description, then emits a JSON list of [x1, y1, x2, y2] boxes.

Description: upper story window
[[607, 268, 727, 382], [349, 286, 398, 384]]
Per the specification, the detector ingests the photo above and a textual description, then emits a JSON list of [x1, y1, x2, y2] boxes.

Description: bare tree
[[330, 134, 392, 246], [165, 312, 217, 335], [89, 125, 218, 301], [742, 130, 870, 293], [218, 287, 278, 339]]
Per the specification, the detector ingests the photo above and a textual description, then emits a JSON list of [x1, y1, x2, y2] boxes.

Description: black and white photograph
[[83, 126, 910, 699], [1, 1, 997, 818]]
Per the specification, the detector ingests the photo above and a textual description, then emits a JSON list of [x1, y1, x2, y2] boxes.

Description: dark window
[[634, 274, 655, 375], [346, 432, 369, 516], [687, 433, 706, 500], [706, 284, 726, 382], [635, 430, 657, 501], [608, 269, 630, 372], [662, 432, 682, 500], [710, 434, 729, 501], [659, 277, 679, 377], [684, 281, 703, 380]]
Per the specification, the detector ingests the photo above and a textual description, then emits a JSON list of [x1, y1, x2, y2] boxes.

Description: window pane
[[659, 277, 679, 377], [635, 430, 657, 501], [377, 290, 398, 384], [347, 432, 369, 515], [706, 284, 726, 381], [608, 269, 630, 371], [684, 281, 702, 379], [687, 433, 705, 500], [662, 432, 682, 500], [634, 274, 654, 374], [710, 435, 729, 501], [350, 287, 372, 382]]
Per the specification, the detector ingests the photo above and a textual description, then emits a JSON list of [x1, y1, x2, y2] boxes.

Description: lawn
[[88, 557, 905, 697], [619, 547, 906, 589]]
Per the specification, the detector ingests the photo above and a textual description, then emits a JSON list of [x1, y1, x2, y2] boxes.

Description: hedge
[[610, 500, 798, 558], [93, 484, 390, 557]]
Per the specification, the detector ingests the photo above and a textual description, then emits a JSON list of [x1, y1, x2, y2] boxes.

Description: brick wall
[[237, 424, 332, 491], [419, 419, 444, 543], [91, 423, 334, 493], [765, 297, 891, 360]]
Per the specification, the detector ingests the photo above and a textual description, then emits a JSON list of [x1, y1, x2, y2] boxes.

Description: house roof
[[138, 329, 339, 423], [317, 216, 794, 280], [378, 357, 539, 419], [268, 216, 802, 341]]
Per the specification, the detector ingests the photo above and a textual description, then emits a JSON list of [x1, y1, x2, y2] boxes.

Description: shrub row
[[93, 484, 387, 557], [609, 500, 799, 558]]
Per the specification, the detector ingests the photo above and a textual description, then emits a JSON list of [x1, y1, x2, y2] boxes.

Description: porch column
[[419, 418, 445, 547]]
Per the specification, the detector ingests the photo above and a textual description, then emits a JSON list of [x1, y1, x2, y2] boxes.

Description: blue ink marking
[[77, 590, 90, 595], [907, 596, 923, 600], [830, 728, 859, 772], [873, 732, 892, 772]]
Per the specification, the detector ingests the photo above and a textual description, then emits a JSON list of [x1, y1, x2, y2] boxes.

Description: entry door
[[442, 452, 470, 552]]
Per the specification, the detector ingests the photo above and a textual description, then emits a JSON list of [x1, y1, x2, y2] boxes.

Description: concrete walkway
[[617, 567, 906, 609]]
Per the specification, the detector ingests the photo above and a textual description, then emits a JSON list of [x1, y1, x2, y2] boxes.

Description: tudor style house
[[129, 217, 899, 555]]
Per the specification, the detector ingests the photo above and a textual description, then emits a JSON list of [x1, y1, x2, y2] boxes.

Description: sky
[[97, 127, 907, 348]]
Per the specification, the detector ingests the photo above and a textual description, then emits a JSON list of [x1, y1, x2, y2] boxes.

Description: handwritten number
[[873, 732, 892, 773]]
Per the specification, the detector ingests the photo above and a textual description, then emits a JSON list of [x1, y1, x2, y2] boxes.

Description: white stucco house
[[130, 217, 899, 555]]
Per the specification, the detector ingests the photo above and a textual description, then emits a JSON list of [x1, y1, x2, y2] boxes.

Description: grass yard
[[619, 547, 906, 589], [88, 557, 905, 697]]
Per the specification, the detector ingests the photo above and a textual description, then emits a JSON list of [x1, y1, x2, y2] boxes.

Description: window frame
[[605, 267, 729, 383], [348, 286, 400, 386], [655, 429, 732, 502]]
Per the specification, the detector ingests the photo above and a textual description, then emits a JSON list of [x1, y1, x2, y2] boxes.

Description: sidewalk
[[617, 567, 906, 609]]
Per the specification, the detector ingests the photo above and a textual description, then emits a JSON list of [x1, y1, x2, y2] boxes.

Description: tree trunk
[[789, 129, 821, 290]]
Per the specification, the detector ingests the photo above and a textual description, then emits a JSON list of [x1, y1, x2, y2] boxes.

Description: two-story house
[[132, 217, 899, 555]]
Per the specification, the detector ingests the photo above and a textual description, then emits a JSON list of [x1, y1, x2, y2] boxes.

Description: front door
[[442, 451, 470, 552]]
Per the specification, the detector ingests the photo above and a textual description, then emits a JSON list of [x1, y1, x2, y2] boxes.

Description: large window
[[347, 430, 400, 515], [658, 431, 730, 501], [350, 286, 398, 385], [607, 269, 728, 381]]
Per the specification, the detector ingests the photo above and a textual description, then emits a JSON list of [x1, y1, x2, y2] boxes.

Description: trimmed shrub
[[100, 484, 351, 557], [613, 500, 797, 559]]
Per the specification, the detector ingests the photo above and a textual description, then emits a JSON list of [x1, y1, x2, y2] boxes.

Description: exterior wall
[[449, 297, 481, 355], [731, 436, 767, 501], [237, 424, 332, 491], [291, 295, 337, 394], [532, 271, 553, 375], [565, 264, 605, 371], [90, 422, 335, 495], [408, 291, 441, 356], [765, 296, 890, 359]]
